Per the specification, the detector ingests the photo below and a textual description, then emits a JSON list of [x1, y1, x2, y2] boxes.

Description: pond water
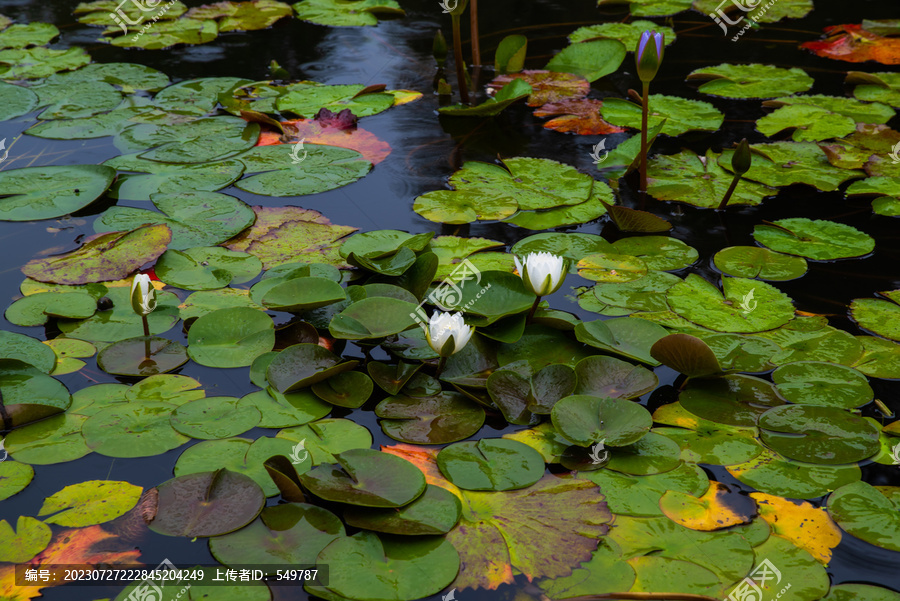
[[1, 0, 900, 599]]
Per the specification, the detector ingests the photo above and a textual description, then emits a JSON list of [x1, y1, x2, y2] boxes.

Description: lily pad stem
[[639, 82, 650, 192], [451, 14, 470, 104]]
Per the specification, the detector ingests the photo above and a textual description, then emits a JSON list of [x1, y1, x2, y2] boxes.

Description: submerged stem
[[639, 82, 650, 192], [451, 15, 470, 104]]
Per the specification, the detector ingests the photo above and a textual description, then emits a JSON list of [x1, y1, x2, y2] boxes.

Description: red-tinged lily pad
[[22, 224, 171, 285], [344, 484, 462, 535], [299, 448, 426, 507], [149, 468, 266, 537], [487, 70, 590, 107], [375, 392, 485, 444], [255, 118, 391, 164], [223, 205, 358, 270], [532, 98, 627, 135], [210, 502, 345, 570], [802, 24, 900, 65], [267, 343, 359, 393]]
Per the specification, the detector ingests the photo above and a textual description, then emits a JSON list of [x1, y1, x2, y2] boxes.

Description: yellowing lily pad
[[38, 480, 142, 527], [659, 481, 755, 531]]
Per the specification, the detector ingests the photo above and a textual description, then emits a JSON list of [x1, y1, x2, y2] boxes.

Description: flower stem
[[469, 0, 480, 67], [141, 315, 151, 360], [451, 14, 470, 104], [436, 356, 447, 378], [639, 82, 650, 192], [717, 172, 742, 211], [526, 296, 541, 324]]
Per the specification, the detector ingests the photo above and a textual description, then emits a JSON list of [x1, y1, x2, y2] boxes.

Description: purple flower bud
[[635, 30, 665, 83]]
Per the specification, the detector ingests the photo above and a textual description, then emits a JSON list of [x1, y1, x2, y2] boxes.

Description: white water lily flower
[[514, 252, 567, 296], [130, 273, 157, 316], [427, 311, 473, 357]]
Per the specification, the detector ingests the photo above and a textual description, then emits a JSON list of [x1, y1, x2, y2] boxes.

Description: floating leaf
[[729, 449, 860, 498], [574, 355, 657, 399], [487, 70, 590, 107], [531, 98, 627, 135], [277, 418, 373, 465], [171, 396, 261, 439], [801, 24, 900, 65], [597, 0, 692, 15], [574, 317, 668, 365], [38, 480, 142, 527], [106, 18, 219, 50], [0, 516, 51, 563], [851, 291, 900, 341], [150, 469, 265, 537], [312, 371, 373, 408], [751, 492, 842, 563], [552, 394, 652, 447], [659, 481, 755, 531], [0, 81, 37, 120], [588, 271, 680, 316], [22, 225, 171, 285], [0, 164, 115, 222], [611, 236, 698, 271], [601, 95, 723, 136], [257, 117, 391, 164], [0, 47, 90, 79], [827, 481, 900, 552], [0, 359, 71, 428], [687, 63, 814, 98], [680, 374, 785, 427], [0, 330, 56, 373], [757, 104, 857, 142], [848, 71, 900, 108], [604, 431, 682, 475], [494, 34, 528, 75], [0, 461, 33, 501], [234, 144, 372, 196], [439, 78, 532, 117], [267, 343, 357, 393], [569, 20, 675, 47], [3, 414, 92, 465], [155, 246, 261, 290], [292, 0, 403, 27], [437, 439, 544, 491], [753, 218, 874, 260], [58, 286, 180, 343], [576, 253, 648, 283], [300, 448, 425, 507], [82, 401, 188, 458], [329, 296, 419, 338], [772, 361, 872, 409], [763, 94, 895, 124], [97, 336, 188, 377], [275, 81, 396, 117], [544, 39, 626, 82], [713, 246, 808, 281], [185, 0, 293, 31], [650, 334, 722, 377], [694, 0, 812, 23], [344, 484, 461, 535], [187, 307, 275, 368], [719, 142, 864, 191], [376, 392, 485, 444], [759, 404, 880, 464]]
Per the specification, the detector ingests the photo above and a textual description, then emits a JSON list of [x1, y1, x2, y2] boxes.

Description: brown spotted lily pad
[[533, 99, 627, 135], [488, 70, 590, 107]]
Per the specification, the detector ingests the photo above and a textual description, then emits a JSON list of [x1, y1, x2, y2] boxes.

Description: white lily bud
[[427, 311, 473, 357], [514, 252, 567, 296], [130, 273, 157, 316]]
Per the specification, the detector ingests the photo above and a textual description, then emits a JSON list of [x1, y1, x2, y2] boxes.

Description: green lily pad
[[209, 502, 345, 569], [313, 532, 458, 601], [299, 448, 426, 507], [687, 63, 814, 98], [105, 154, 245, 200], [680, 374, 785, 427], [436, 438, 544, 491], [276, 81, 396, 117], [438, 78, 532, 117], [180, 435, 300, 493], [0, 164, 116, 222], [22, 224, 171, 285], [156, 247, 261, 290], [851, 292, 900, 341], [772, 362, 873, 409], [38, 480, 141, 526], [759, 404, 880, 464], [647, 149, 776, 208], [0, 460, 33, 501], [650, 334, 722, 377], [576, 253, 648, 283], [171, 396, 261, 439], [341, 229, 433, 259], [827, 481, 900, 552], [239, 388, 331, 428], [0, 22, 57, 48], [0, 330, 56, 373], [666, 274, 794, 333], [94, 191, 256, 251], [853, 335, 900, 379], [367, 361, 421, 395], [694, 0, 812, 23], [0, 81, 37, 120], [510, 233, 613, 269], [187, 307, 275, 368], [574, 355, 657, 399], [539, 540, 635, 598], [4, 291, 98, 327], [0, 359, 71, 428], [754, 318, 864, 365], [82, 401, 188, 458], [574, 317, 668, 365], [344, 484, 461, 535], [234, 144, 372, 196], [756, 104, 858, 142], [724, 535, 828, 601], [106, 18, 219, 50], [601, 95, 723, 136], [267, 343, 358, 393], [604, 431, 682, 476], [504, 192, 611, 229], [753, 218, 875, 260], [823, 584, 900, 600], [40, 62, 170, 93], [276, 418, 372, 465], [36, 80, 121, 120], [727, 446, 861, 499], [97, 336, 188, 377], [569, 20, 675, 47], [2, 414, 91, 465], [611, 236, 698, 271], [310, 371, 372, 408], [596, 0, 692, 15], [75, 0, 188, 28], [0, 47, 90, 80], [329, 296, 418, 339], [719, 142, 864, 192], [587, 271, 681, 316], [376, 392, 485, 444], [261, 276, 346, 312], [150, 469, 265, 537], [544, 39, 626, 82], [118, 116, 258, 163], [179, 288, 263, 321], [0, 516, 51, 563], [848, 71, 900, 108], [713, 246, 808, 281], [186, 0, 293, 31], [552, 394, 652, 447], [653, 419, 763, 467], [58, 286, 180, 343]]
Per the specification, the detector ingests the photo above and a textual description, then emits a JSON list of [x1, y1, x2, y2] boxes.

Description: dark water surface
[[1, 0, 899, 598]]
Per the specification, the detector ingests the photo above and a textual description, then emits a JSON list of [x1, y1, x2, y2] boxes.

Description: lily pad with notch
[[574, 317, 668, 365], [343, 484, 461, 535], [753, 218, 874, 260], [171, 396, 261, 440], [97, 336, 188, 377], [772, 362, 873, 409], [713, 246, 808, 281], [552, 394, 652, 447], [376, 391, 485, 444], [312, 371, 373, 408], [600, 95, 723, 136], [0, 164, 116, 222], [687, 63, 814, 99], [758, 404, 880, 465], [267, 343, 359, 393], [574, 354, 658, 399], [680, 374, 785, 427], [187, 307, 275, 368], [436, 438, 545, 491]]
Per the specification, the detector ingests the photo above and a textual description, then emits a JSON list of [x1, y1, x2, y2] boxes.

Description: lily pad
[[438, 78, 532, 117], [276, 81, 396, 117], [574, 317, 668, 365], [97, 336, 188, 377], [22, 225, 171, 285], [600, 95, 723, 136], [267, 343, 358, 393], [569, 20, 675, 47], [544, 39, 626, 82], [728, 446, 861, 499], [118, 116, 258, 163], [2, 413, 91, 465], [756, 104, 858, 142], [827, 481, 900, 552], [38, 480, 141, 526], [719, 142, 864, 192], [329, 296, 419, 339], [666, 274, 794, 333], [772, 362, 873, 408], [759, 404, 880, 464], [851, 292, 900, 341], [680, 374, 785, 427], [0, 81, 37, 120], [185, 0, 293, 31], [753, 218, 875, 260], [611, 236, 698, 271], [436, 438, 544, 491], [171, 396, 261, 439], [300, 448, 426, 507], [4, 291, 98, 327], [0, 359, 71, 428], [150, 469, 265, 537], [58, 286, 180, 343], [276, 418, 373, 465], [0, 164, 116, 222], [0, 330, 56, 373], [573, 355, 658, 399], [687, 63, 814, 98], [552, 394, 652, 447], [105, 154, 245, 200], [187, 307, 275, 368], [107, 18, 219, 50], [713, 246, 808, 281], [234, 144, 372, 197], [82, 401, 188, 458], [344, 484, 461, 535], [659, 481, 755, 531], [0, 47, 90, 79], [0, 460, 33, 501], [604, 431, 682, 476], [376, 392, 485, 444], [0, 516, 51, 563]]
